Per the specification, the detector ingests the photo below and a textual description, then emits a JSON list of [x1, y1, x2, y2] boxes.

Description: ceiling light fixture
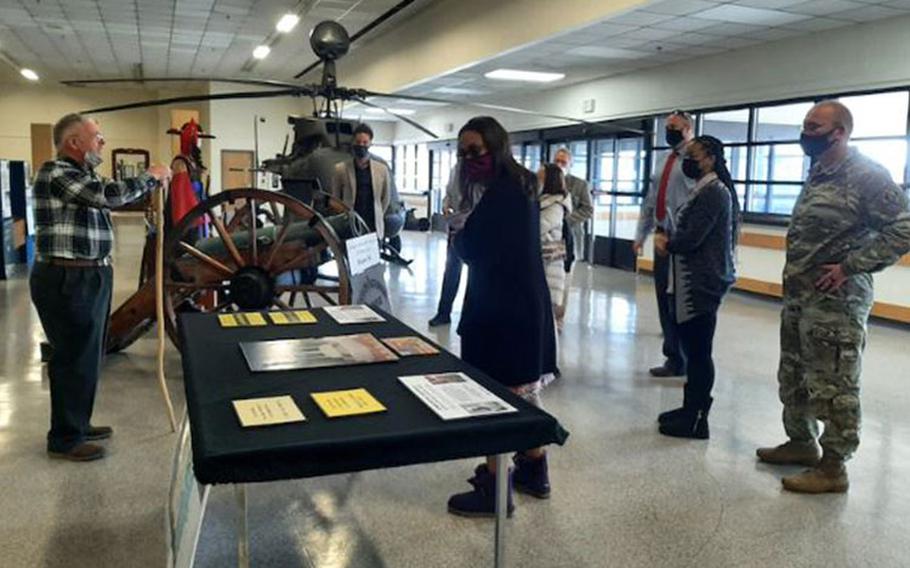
[[484, 69, 565, 83], [20, 68, 39, 81], [365, 107, 416, 116], [252, 45, 271, 59], [276, 13, 300, 33]]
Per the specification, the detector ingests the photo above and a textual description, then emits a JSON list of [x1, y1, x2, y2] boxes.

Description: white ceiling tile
[[742, 26, 803, 40], [609, 11, 675, 26], [780, 17, 853, 31], [835, 4, 910, 18], [585, 22, 641, 36], [697, 21, 769, 35], [644, 0, 721, 16], [616, 27, 680, 41], [652, 16, 718, 32], [660, 32, 723, 45], [696, 4, 811, 25], [566, 45, 649, 59], [784, 0, 869, 15]]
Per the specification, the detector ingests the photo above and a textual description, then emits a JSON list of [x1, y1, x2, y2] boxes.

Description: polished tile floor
[[2, 216, 910, 567]]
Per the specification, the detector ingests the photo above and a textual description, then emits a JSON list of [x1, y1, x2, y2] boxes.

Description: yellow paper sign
[[268, 310, 317, 325], [232, 395, 306, 427], [311, 388, 386, 418], [218, 312, 267, 327]]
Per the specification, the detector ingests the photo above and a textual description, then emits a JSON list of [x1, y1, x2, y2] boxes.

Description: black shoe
[[658, 407, 686, 424], [659, 409, 709, 439], [428, 314, 451, 327], [513, 453, 550, 499], [649, 363, 685, 377], [85, 425, 113, 441], [447, 464, 514, 518], [48, 443, 106, 462]]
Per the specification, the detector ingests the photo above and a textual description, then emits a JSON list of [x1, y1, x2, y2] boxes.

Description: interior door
[[221, 150, 254, 190]]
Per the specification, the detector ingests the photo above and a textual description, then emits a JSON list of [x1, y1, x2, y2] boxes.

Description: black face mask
[[352, 145, 370, 159], [682, 157, 702, 180], [665, 129, 684, 147], [799, 130, 836, 158]]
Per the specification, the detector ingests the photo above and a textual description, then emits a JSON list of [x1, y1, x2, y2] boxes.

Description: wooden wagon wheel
[[162, 188, 355, 348]]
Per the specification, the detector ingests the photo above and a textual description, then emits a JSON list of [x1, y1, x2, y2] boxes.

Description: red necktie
[[655, 152, 677, 222]]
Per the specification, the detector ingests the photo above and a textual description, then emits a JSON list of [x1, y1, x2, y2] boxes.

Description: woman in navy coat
[[447, 116, 558, 517]]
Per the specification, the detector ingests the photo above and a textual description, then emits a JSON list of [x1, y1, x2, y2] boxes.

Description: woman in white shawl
[[538, 164, 573, 326]]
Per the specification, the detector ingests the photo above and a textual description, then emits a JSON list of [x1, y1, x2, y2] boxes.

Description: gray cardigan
[[667, 174, 736, 323]]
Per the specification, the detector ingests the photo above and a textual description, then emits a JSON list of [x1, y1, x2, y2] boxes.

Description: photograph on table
[[240, 333, 399, 372]]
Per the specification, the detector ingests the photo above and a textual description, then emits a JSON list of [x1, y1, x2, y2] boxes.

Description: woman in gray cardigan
[[654, 135, 740, 439]]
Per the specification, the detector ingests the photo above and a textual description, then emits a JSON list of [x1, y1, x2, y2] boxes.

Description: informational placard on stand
[[346, 233, 391, 312]]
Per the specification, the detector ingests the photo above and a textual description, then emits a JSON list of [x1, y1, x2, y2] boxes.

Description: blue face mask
[[352, 145, 370, 159], [799, 130, 836, 158]]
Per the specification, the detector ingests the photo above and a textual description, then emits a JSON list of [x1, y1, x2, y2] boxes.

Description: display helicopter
[[62, 20, 644, 353]]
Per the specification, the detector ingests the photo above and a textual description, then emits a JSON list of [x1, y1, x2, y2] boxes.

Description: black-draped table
[[177, 308, 568, 567]]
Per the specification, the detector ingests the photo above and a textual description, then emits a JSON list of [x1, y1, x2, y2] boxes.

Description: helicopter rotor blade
[[63, 77, 303, 89], [80, 88, 313, 114], [350, 96, 438, 139], [360, 90, 645, 135]]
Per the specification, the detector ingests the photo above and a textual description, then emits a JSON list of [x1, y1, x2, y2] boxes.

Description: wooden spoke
[[177, 241, 234, 277], [317, 291, 338, 305], [264, 209, 294, 272], [249, 198, 258, 265], [268, 200, 281, 223], [272, 297, 292, 311], [208, 207, 246, 268]]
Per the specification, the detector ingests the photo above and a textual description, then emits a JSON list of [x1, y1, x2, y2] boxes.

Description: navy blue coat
[[454, 173, 557, 387]]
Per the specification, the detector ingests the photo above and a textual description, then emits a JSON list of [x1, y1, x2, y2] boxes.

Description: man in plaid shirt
[[30, 113, 170, 462]]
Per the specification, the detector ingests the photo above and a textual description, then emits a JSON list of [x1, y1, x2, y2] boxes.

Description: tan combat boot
[[781, 452, 849, 494], [756, 440, 821, 466]]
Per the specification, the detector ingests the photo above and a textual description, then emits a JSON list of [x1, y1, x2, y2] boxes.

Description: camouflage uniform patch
[[778, 148, 910, 460]]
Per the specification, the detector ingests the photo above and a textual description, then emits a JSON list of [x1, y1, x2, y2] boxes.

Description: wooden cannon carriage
[[107, 188, 366, 352]]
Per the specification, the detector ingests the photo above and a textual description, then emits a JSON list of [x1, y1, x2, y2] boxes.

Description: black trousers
[[653, 249, 686, 372], [435, 239, 464, 317], [678, 311, 718, 412], [30, 263, 113, 452]]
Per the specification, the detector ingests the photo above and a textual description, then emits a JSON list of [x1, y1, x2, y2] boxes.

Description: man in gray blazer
[[331, 123, 392, 239], [552, 148, 594, 329]]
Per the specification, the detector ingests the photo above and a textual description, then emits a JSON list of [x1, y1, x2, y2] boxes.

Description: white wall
[[394, 14, 910, 142], [391, 14, 910, 311]]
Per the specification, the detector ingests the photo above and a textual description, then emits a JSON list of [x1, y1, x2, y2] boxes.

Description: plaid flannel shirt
[[33, 157, 156, 261]]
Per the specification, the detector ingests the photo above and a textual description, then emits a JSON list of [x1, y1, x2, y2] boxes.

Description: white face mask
[[84, 150, 104, 168]]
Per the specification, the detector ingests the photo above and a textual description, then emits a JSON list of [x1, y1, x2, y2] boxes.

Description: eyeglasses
[[668, 109, 694, 124], [457, 145, 486, 159]]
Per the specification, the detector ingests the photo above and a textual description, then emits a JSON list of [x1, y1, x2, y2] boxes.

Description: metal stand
[[494, 453, 508, 568], [235, 485, 249, 568]]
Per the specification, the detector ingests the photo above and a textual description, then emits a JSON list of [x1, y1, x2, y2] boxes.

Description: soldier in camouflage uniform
[[757, 101, 910, 493]]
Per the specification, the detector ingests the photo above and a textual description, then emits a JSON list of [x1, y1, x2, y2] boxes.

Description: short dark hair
[[53, 112, 87, 149], [353, 123, 374, 140]]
